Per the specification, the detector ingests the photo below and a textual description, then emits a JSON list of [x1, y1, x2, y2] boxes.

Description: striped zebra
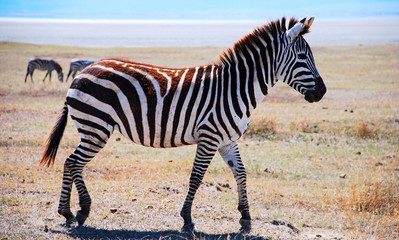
[[24, 58, 63, 82], [40, 17, 326, 232], [66, 59, 94, 82]]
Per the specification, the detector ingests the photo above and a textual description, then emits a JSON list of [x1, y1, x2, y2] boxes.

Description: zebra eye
[[298, 53, 307, 60]]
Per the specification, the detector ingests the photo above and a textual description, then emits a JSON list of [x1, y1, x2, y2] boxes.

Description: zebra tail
[[40, 103, 68, 167]]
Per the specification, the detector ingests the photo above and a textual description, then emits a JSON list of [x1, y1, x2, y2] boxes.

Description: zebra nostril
[[305, 91, 315, 103]]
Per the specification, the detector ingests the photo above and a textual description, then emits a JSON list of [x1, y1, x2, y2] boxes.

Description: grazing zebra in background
[[40, 17, 326, 232], [66, 59, 94, 82], [24, 58, 63, 82]]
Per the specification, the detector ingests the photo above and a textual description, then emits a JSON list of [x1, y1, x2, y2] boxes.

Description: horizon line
[[1, 16, 399, 23]]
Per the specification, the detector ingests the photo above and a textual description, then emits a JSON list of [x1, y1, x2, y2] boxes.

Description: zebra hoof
[[181, 223, 195, 233], [76, 211, 89, 226], [64, 217, 77, 228], [239, 218, 251, 233], [59, 209, 76, 227]]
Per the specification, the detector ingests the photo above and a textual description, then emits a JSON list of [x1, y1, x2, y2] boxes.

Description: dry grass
[[346, 180, 399, 216], [246, 117, 277, 138], [0, 42, 399, 239]]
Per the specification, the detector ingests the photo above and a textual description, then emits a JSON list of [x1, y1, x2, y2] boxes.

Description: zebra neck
[[54, 65, 62, 74], [219, 37, 277, 118]]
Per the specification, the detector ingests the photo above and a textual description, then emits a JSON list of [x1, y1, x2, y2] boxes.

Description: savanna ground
[[0, 42, 398, 240]]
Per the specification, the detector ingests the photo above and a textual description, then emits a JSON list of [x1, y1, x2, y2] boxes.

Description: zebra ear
[[301, 16, 315, 35], [286, 17, 308, 44], [306, 16, 315, 28]]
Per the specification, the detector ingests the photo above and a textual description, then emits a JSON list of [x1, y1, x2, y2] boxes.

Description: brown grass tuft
[[344, 181, 399, 216], [289, 120, 319, 133], [246, 117, 277, 137], [354, 120, 375, 138]]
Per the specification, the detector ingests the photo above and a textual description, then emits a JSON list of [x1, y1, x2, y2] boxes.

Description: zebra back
[[70, 59, 95, 72]]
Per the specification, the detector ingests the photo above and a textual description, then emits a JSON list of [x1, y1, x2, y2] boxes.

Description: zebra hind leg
[[180, 141, 217, 232], [58, 138, 107, 226], [24, 72, 29, 83], [58, 160, 76, 226], [24, 70, 33, 82]]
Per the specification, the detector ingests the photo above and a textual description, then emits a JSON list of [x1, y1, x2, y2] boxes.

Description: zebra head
[[276, 17, 326, 103], [57, 71, 64, 82]]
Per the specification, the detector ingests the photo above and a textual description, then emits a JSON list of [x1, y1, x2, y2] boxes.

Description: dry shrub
[[246, 117, 277, 136], [354, 120, 375, 138], [344, 181, 399, 216]]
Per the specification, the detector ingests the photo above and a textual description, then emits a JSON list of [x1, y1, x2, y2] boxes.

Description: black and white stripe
[[41, 17, 326, 232], [66, 59, 94, 82], [24, 58, 63, 82]]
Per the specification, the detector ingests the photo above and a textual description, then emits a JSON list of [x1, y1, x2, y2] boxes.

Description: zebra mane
[[219, 17, 310, 65]]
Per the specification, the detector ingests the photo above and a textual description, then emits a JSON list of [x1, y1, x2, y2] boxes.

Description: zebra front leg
[[66, 69, 72, 82], [219, 142, 251, 233], [72, 71, 77, 80], [180, 141, 217, 232]]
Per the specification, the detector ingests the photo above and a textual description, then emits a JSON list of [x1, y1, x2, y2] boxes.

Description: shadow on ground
[[50, 225, 270, 240]]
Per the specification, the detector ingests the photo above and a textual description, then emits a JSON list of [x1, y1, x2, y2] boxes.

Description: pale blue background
[[0, 0, 398, 20]]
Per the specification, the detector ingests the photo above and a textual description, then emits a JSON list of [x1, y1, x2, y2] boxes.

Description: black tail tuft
[[40, 103, 68, 167]]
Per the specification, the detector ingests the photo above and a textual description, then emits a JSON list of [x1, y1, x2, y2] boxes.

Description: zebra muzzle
[[305, 77, 326, 103]]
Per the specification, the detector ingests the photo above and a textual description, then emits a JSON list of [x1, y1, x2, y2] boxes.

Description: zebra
[[24, 58, 63, 82], [66, 59, 95, 82], [40, 17, 326, 232]]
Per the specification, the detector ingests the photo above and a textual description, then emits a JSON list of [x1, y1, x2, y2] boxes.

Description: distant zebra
[[40, 17, 326, 232], [66, 59, 94, 82], [24, 58, 63, 82]]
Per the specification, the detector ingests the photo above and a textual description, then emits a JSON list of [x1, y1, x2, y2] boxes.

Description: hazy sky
[[0, 0, 398, 20]]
